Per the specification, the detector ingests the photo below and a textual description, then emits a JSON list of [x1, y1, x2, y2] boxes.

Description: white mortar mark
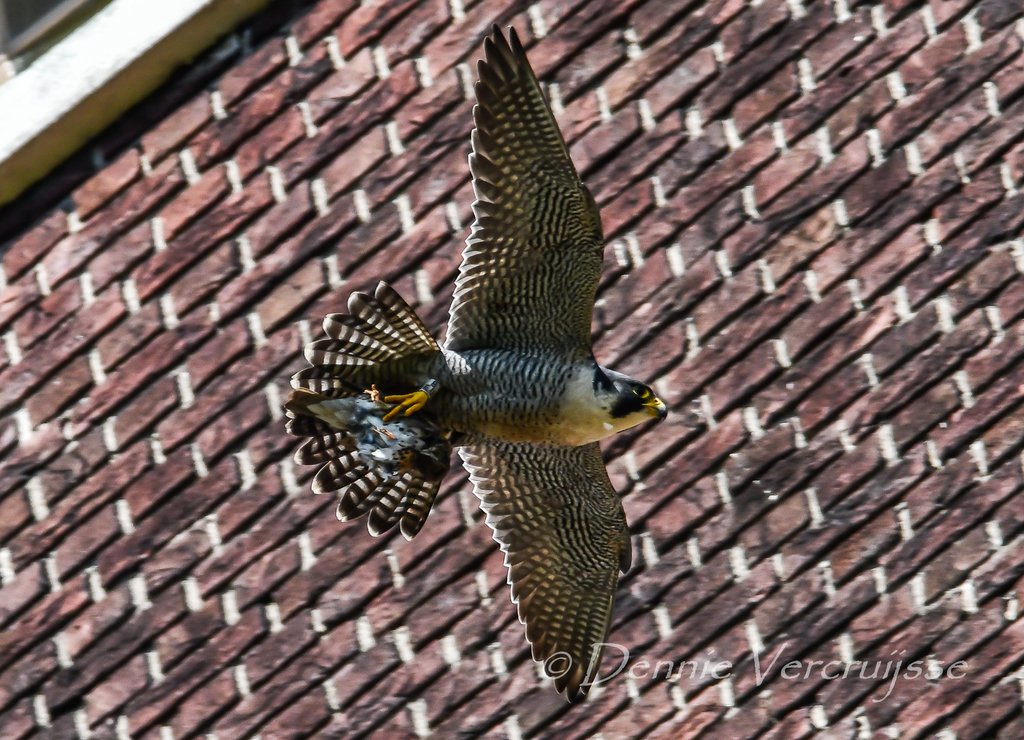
[[1000, 162, 1018, 197], [266, 165, 286, 203], [265, 602, 284, 633], [159, 292, 179, 330], [372, 45, 390, 80], [833, 198, 850, 227], [392, 625, 415, 663], [409, 699, 431, 737], [488, 642, 508, 676], [182, 577, 203, 612], [129, 573, 152, 611], [26, 476, 49, 521], [233, 663, 252, 698], [595, 86, 612, 122], [145, 649, 164, 683], [121, 278, 141, 314], [528, 4, 548, 38], [33, 694, 51, 728], [745, 619, 765, 654], [637, 98, 655, 131], [209, 89, 227, 120], [247, 311, 268, 347], [921, 5, 938, 38], [685, 106, 703, 139], [666, 243, 685, 276], [866, 128, 885, 167], [960, 579, 978, 614], [441, 634, 462, 666], [0, 548, 13, 586], [892, 285, 915, 323], [455, 62, 474, 100], [743, 406, 766, 439], [220, 589, 240, 625], [114, 498, 135, 534], [447, 0, 465, 23], [871, 5, 889, 36], [805, 487, 825, 528], [877, 424, 899, 464], [962, 12, 983, 53], [742, 185, 762, 220], [3, 329, 21, 364], [54, 631, 73, 668], [413, 56, 433, 88], [686, 535, 702, 568], [819, 560, 836, 599], [895, 502, 914, 541], [729, 545, 750, 580], [905, 141, 923, 175], [952, 370, 975, 408], [873, 565, 888, 595], [722, 118, 743, 150], [393, 193, 414, 233], [283, 34, 302, 66], [969, 439, 990, 479], [623, 531, 652, 570], [816, 126, 834, 164], [85, 565, 106, 602], [353, 189, 372, 222], [384, 120, 405, 156], [546, 81, 563, 116], [791, 415, 808, 449], [149, 433, 167, 465], [101, 417, 118, 453], [190, 442, 209, 478], [297, 101, 318, 138], [699, 394, 717, 430], [356, 615, 377, 651], [280, 458, 302, 496], [934, 294, 955, 333], [910, 572, 927, 613], [797, 57, 815, 92], [178, 147, 201, 185], [886, 70, 906, 102]]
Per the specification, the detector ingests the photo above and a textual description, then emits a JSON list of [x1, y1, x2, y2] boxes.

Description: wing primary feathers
[[446, 24, 605, 355], [460, 441, 628, 700]]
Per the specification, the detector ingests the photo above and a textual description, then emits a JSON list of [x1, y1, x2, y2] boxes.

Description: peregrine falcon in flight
[[285, 25, 667, 699]]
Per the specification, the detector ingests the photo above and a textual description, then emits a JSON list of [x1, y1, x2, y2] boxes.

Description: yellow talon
[[383, 390, 430, 422]]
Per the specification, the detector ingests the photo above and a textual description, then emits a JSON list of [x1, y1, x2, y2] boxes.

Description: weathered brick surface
[[1, 0, 1024, 737]]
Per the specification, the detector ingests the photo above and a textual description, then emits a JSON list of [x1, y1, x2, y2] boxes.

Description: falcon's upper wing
[[459, 441, 632, 699], [445, 25, 605, 356]]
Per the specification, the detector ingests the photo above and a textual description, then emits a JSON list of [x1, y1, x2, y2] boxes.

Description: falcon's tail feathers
[[316, 452, 443, 540], [285, 399, 450, 540], [292, 281, 440, 395]]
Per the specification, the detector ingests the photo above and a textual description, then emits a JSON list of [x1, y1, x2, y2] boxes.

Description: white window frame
[[0, 0, 270, 205]]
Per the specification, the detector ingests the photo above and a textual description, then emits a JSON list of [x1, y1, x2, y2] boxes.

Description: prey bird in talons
[[285, 24, 668, 700]]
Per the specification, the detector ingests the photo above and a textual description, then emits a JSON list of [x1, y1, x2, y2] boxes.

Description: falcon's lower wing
[[459, 441, 632, 699]]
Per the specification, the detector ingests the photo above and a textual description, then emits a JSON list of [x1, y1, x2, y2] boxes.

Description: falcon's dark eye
[[633, 385, 651, 399]]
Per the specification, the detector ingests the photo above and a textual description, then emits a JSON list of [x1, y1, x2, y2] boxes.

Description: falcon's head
[[595, 367, 668, 427]]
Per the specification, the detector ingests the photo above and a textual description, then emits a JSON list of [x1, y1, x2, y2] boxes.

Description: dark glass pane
[[6, 0, 73, 37]]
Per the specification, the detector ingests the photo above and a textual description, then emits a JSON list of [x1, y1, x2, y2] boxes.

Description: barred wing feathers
[[459, 441, 632, 699], [446, 25, 605, 357]]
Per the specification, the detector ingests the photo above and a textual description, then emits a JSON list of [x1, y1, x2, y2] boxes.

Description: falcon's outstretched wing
[[445, 25, 605, 357], [459, 442, 632, 699]]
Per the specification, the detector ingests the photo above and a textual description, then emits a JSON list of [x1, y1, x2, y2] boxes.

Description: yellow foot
[[383, 390, 430, 422]]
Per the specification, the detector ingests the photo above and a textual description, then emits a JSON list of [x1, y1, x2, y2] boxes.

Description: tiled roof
[[2, 0, 1024, 736]]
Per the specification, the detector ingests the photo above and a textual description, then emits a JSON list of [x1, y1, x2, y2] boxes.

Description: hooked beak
[[644, 397, 668, 421]]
